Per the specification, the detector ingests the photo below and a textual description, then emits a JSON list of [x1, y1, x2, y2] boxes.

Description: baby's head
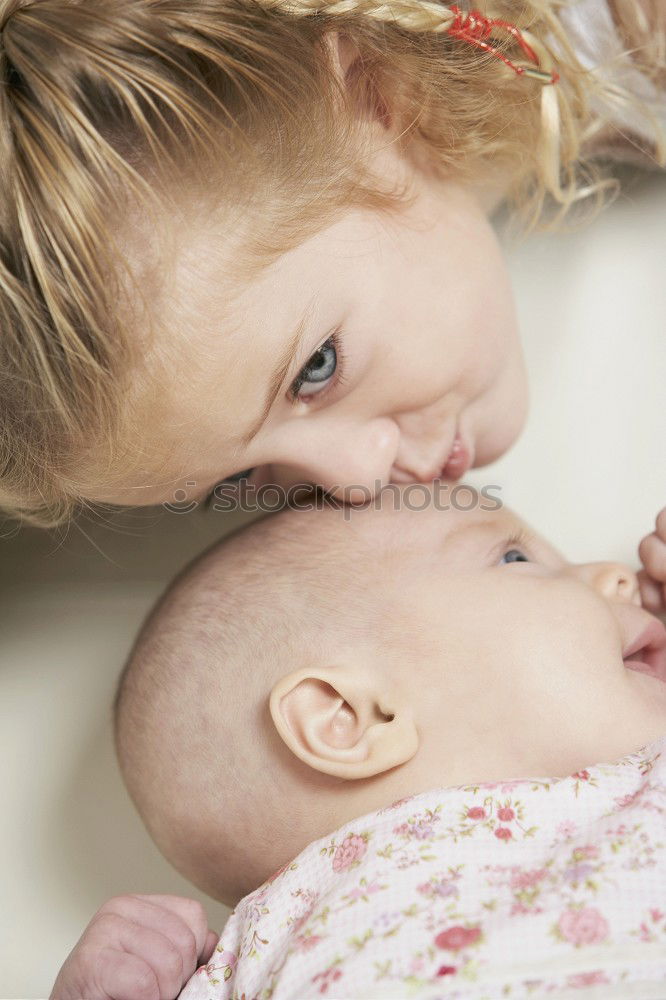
[[114, 487, 666, 904]]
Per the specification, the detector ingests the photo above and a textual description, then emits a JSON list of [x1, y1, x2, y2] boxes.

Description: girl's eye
[[223, 468, 254, 484], [291, 336, 337, 399], [205, 469, 254, 507], [501, 548, 530, 564]]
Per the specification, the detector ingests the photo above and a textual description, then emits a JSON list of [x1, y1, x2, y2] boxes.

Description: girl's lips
[[441, 431, 473, 480], [623, 617, 666, 684], [390, 427, 475, 484]]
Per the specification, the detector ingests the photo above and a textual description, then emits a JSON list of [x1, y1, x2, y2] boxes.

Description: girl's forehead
[[137, 218, 342, 416]]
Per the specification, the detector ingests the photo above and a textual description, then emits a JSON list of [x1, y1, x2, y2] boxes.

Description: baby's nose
[[574, 562, 641, 605]]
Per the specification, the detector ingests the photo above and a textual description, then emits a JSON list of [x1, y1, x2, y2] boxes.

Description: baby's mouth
[[623, 618, 666, 685]]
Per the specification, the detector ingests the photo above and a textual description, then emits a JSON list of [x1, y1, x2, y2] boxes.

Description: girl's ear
[[269, 664, 418, 779], [324, 31, 392, 129], [325, 31, 360, 86]]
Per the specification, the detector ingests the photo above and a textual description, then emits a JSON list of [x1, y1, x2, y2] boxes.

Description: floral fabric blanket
[[180, 737, 666, 1000]]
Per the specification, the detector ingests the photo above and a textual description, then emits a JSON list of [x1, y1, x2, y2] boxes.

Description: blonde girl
[[0, 0, 664, 525]]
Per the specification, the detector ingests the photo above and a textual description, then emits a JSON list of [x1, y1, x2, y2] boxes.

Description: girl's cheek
[[469, 369, 528, 466]]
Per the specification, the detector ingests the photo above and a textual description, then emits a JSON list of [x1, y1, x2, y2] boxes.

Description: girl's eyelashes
[[289, 330, 345, 402], [204, 469, 254, 508], [223, 468, 255, 483]]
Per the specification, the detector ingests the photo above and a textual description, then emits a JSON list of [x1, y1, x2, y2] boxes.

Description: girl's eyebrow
[[240, 299, 318, 447]]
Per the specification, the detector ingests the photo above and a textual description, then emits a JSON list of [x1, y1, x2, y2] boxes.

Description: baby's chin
[[624, 658, 666, 713], [603, 663, 666, 761]]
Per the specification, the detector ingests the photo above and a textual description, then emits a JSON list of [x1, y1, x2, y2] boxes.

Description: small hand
[[638, 507, 666, 617], [49, 894, 219, 1000]]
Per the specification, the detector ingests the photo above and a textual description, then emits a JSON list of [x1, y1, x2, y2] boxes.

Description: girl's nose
[[572, 562, 641, 605], [393, 402, 456, 481], [269, 416, 400, 499]]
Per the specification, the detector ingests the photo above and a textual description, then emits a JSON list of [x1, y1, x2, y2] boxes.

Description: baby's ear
[[269, 664, 418, 779]]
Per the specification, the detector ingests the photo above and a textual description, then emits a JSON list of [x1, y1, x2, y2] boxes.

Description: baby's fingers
[[94, 895, 205, 983], [202, 930, 220, 965], [637, 507, 666, 616], [128, 895, 211, 962], [656, 508, 666, 542], [639, 531, 666, 585], [637, 568, 665, 616], [96, 948, 160, 1000], [93, 917, 186, 999]]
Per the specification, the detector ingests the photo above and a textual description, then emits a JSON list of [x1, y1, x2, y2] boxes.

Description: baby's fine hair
[[113, 503, 394, 902], [0, 0, 663, 526]]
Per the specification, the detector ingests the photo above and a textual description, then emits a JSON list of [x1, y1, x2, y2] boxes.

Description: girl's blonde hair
[[0, 0, 663, 527]]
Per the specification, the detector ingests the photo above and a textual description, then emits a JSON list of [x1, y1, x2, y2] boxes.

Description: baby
[[54, 489, 666, 999]]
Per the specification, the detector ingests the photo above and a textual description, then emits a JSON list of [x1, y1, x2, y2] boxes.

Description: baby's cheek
[[512, 584, 618, 688]]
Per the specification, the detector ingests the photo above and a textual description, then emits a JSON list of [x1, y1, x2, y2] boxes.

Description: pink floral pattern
[[435, 925, 482, 952], [330, 833, 367, 872], [556, 906, 610, 946], [181, 737, 666, 999]]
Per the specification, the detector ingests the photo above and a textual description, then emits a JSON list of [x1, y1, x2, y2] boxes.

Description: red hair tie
[[446, 5, 559, 84]]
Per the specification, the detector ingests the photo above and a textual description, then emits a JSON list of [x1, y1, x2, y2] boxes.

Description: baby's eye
[[501, 548, 530, 564], [291, 336, 337, 399]]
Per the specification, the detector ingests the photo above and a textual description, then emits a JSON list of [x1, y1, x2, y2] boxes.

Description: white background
[[1, 168, 665, 998]]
